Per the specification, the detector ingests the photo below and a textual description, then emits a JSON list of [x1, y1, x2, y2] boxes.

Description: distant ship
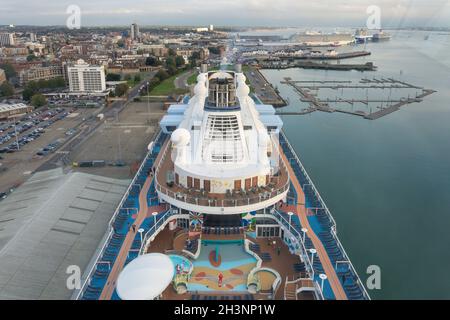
[[290, 31, 355, 46], [75, 63, 369, 301], [354, 28, 371, 43], [372, 30, 391, 42]]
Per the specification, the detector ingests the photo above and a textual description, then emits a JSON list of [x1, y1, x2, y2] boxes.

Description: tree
[[26, 54, 37, 62], [168, 48, 176, 56], [134, 74, 141, 83], [155, 69, 169, 81], [0, 62, 17, 80], [208, 46, 221, 55], [106, 73, 121, 81], [31, 93, 47, 107], [165, 56, 176, 68], [167, 65, 177, 76], [175, 56, 185, 68], [47, 77, 66, 88], [145, 56, 158, 66], [0, 82, 14, 97], [115, 83, 129, 97]]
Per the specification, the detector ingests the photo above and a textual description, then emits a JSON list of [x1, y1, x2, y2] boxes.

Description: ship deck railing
[[279, 130, 370, 300], [74, 130, 167, 300], [154, 142, 290, 208], [268, 208, 325, 300]]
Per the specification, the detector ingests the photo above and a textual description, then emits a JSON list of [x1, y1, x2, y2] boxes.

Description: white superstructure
[[158, 65, 287, 214]]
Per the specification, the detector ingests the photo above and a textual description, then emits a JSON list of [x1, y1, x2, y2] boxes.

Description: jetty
[[262, 61, 376, 71], [277, 78, 436, 120]]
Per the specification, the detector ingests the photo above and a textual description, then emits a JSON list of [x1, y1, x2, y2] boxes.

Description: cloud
[[0, 0, 449, 27]]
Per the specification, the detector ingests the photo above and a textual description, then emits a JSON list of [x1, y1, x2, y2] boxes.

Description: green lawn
[[149, 74, 188, 96], [187, 71, 199, 85]]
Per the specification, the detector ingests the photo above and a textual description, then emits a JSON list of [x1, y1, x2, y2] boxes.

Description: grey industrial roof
[[0, 168, 130, 300]]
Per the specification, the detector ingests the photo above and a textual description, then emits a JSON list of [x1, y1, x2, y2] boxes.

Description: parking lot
[[69, 101, 166, 179], [0, 107, 96, 194], [0, 107, 72, 154], [47, 95, 106, 108]]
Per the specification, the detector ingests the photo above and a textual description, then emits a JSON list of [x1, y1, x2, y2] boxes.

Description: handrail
[[330, 227, 370, 299], [264, 210, 326, 300], [279, 131, 337, 227], [75, 130, 164, 300], [139, 212, 191, 255], [279, 130, 370, 300], [156, 181, 290, 208]]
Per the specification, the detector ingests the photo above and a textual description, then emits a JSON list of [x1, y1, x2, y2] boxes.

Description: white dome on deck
[[171, 128, 191, 146]]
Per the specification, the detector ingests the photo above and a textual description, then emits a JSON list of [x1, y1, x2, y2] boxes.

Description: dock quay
[[276, 78, 436, 120], [262, 61, 376, 72], [244, 67, 287, 107]]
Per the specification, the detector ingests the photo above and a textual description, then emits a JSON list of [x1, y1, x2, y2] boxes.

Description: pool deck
[[95, 135, 345, 300], [144, 226, 315, 300]]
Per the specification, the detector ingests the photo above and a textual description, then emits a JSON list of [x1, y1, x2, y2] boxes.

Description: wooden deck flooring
[[279, 146, 348, 300]]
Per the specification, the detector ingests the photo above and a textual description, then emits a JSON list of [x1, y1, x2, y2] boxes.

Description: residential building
[[130, 23, 140, 41], [19, 65, 63, 85], [0, 33, 15, 47], [0, 69, 6, 85], [67, 59, 106, 92]]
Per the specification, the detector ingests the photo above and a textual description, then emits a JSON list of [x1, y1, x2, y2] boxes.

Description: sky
[[1, 0, 450, 28]]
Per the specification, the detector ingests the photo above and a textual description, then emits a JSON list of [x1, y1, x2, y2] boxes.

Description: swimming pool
[[168, 254, 193, 275]]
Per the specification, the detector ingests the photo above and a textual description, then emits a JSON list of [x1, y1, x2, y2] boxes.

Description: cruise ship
[[74, 64, 370, 301]]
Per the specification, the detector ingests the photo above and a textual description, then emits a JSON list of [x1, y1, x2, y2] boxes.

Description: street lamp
[[309, 248, 317, 278], [319, 273, 327, 293], [138, 228, 144, 243], [152, 211, 158, 228], [301, 228, 308, 243], [146, 81, 150, 123], [287, 211, 294, 233]]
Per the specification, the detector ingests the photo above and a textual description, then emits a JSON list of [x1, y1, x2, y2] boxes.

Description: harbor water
[[258, 30, 450, 299]]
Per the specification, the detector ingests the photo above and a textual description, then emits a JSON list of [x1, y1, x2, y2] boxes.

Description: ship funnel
[[235, 64, 242, 73], [200, 63, 208, 73]]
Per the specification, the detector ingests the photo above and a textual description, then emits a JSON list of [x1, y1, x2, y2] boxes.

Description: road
[[174, 70, 195, 90], [37, 71, 158, 171]]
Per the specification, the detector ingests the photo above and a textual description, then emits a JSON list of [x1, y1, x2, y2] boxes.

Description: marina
[[261, 61, 377, 71], [277, 77, 436, 119]]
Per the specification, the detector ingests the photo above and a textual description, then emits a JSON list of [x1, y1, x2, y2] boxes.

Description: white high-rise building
[[209, 24, 214, 31], [130, 23, 140, 41], [29, 32, 37, 42], [68, 59, 106, 92], [0, 33, 15, 47]]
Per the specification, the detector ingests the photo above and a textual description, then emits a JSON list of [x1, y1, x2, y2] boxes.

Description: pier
[[262, 61, 376, 72], [277, 78, 436, 120], [244, 67, 287, 107]]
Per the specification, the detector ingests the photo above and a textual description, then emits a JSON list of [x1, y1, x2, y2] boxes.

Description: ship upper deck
[[155, 138, 290, 213]]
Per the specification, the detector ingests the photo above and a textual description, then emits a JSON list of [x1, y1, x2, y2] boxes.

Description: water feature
[[168, 254, 192, 275], [188, 240, 257, 292]]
